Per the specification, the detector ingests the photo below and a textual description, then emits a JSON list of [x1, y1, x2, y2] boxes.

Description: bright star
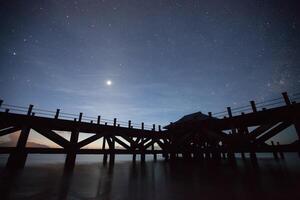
[[106, 80, 112, 86]]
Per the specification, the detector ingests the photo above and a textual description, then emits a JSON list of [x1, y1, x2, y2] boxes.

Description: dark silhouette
[[0, 92, 299, 170]]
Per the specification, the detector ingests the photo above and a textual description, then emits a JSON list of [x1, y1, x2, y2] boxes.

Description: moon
[[106, 80, 112, 86]]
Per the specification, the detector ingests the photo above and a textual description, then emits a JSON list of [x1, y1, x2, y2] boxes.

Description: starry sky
[[0, 0, 299, 127]]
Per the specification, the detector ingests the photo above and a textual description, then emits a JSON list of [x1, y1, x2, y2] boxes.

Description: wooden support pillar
[[131, 138, 136, 162], [140, 122, 145, 162], [293, 120, 300, 157], [109, 137, 115, 165], [277, 142, 285, 159], [241, 152, 246, 160], [102, 137, 107, 164], [250, 150, 257, 164], [64, 130, 79, 170], [271, 141, 278, 160], [152, 142, 157, 161], [6, 105, 33, 169]]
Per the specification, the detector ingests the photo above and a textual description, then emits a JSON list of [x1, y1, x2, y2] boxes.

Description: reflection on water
[[0, 154, 300, 200]]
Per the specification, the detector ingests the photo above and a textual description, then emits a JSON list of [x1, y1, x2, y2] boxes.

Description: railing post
[[152, 124, 156, 131], [250, 101, 257, 112], [55, 109, 60, 119], [27, 104, 33, 116], [128, 120, 131, 128], [113, 118, 117, 126], [141, 122, 144, 130], [208, 112, 212, 117], [97, 116, 101, 124], [158, 125, 161, 132], [282, 92, 291, 105], [78, 112, 83, 122], [227, 107, 232, 118], [0, 99, 3, 107]]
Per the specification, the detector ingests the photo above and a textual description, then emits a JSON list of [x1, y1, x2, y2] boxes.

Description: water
[[0, 154, 300, 200]]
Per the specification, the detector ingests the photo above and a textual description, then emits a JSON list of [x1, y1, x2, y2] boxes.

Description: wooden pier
[[0, 92, 299, 169]]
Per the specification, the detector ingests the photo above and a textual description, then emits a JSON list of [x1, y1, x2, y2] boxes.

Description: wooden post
[[109, 138, 115, 165], [102, 137, 107, 164], [152, 140, 157, 161], [158, 125, 161, 132], [282, 92, 291, 105], [250, 101, 257, 112], [152, 124, 156, 131], [293, 120, 300, 157], [6, 104, 33, 168], [97, 116, 101, 124], [78, 112, 83, 122], [0, 99, 3, 107], [277, 142, 285, 159], [227, 107, 232, 118], [65, 130, 79, 170], [113, 118, 117, 126], [55, 109, 60, 119], [227, 107, 236, 134], [141, 122, 145, 162], [271, 141, 278, 160], [128, 120, 131, 128], [208, 112, 212, 117]]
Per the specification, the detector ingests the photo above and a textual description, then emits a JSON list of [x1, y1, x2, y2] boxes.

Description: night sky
[[0, 0, 299, 126]]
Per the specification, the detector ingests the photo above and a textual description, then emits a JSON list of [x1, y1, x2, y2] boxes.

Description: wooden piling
[[65, 130, 79, 170], [102, 137, 107, 164], [271, 141, 278, 160], [277, 142, 285, 159], [109, 138, 115, 165], [6, 104, 33, 168]]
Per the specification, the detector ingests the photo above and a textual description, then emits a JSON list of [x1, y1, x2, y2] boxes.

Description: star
[[106, 80, 112, 86]]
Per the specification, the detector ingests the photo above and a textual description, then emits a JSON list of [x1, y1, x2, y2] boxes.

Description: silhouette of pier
[[0, 92, 299, 170]]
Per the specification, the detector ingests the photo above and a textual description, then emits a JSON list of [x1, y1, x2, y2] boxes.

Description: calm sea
[[0, 153, 300, 200]]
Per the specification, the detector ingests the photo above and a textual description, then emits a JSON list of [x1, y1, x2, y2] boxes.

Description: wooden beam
[[33, 128, 70, 148], [0, 126, 20, 137], [77, 134, 103, 149], [111, 136, 131, 150], [249, 123, 276, 139], [255, 122, 291, 144]]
